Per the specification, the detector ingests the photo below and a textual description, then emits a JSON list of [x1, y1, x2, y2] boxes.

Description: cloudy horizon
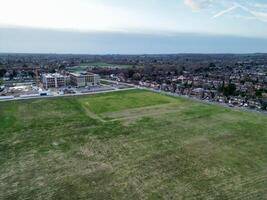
[[1, 0, 267, 54]]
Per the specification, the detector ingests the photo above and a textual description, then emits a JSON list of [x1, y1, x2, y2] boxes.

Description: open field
[[84, 62, 135, 68], [1, 89, 267, 199], [67, 62, 136, 72]]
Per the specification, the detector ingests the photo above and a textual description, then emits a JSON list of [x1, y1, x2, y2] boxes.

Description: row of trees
[[218, 81, 236, 97], [0, 69, 7, 77]]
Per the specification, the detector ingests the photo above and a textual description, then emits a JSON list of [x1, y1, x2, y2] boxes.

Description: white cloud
[[246, 10, 267, 22], [184, 0, 267, 23], [247, 2, 267, 10], [0, 0, 147, 31], [212, 5, 238, 18], [184, 0, 214, 11], [229, 3, 267, 22]]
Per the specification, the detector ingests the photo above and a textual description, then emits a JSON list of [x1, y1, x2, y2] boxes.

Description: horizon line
[[1, 24, 267, 40], [1, 52, 267, 56]]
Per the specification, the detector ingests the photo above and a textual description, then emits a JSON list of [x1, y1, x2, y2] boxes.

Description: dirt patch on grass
[[102, 103, 188, 124]]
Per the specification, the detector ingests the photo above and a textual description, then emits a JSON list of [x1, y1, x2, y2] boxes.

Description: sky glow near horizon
[[0, 0, 267, 38]]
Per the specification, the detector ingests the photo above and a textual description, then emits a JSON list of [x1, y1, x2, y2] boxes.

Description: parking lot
[[0, 81, 135, 101]]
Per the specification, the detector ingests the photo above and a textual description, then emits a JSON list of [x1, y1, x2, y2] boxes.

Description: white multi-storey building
[[70, 72, 100, 87], [42, 73, 69, 89]]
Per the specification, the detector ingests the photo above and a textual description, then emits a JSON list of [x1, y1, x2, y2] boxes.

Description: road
[[1, 79, 267, 116], [0, 87, 136, 102]]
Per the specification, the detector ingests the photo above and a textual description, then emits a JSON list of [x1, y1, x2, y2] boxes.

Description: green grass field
[[84, 62, 135, 68], [67, 62, 135, 72], [1, 90, 267, 200]]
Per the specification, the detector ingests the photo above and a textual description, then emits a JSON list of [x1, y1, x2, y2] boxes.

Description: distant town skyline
[[1, 0, 267, 53]]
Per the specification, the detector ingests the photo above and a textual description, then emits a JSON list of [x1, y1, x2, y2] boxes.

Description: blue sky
[[1, 0, 267, 53]]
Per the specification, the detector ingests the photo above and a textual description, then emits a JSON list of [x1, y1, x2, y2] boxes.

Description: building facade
[[42, 73, 69, 89], [70, 72, 100, 87]]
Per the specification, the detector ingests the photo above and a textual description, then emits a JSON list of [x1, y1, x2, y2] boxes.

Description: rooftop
[[43, 73, 67, 78], [70, 72, 96, 77]]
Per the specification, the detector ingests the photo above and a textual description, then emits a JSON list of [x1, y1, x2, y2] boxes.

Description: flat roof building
[[42, 73, 69, 89], [70, 72, 100, 87]]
